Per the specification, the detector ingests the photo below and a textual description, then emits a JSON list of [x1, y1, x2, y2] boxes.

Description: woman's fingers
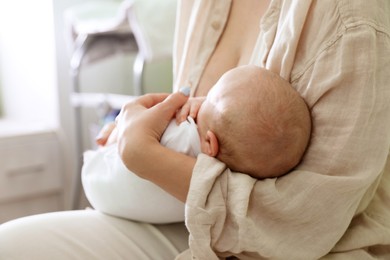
[[133, 93, 171, 108], [95, 94, 162, 147], [95, 89, 190, 147], [155, 90, 190, 119], [140, 89, 191, 128], [116, 89, 190, 140]]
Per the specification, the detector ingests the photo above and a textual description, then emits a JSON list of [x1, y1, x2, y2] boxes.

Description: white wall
[[0, 51, 3, 116], [0, 0, 78, 209], [0, 1, 66, 213], [0, 1, 58, 128]]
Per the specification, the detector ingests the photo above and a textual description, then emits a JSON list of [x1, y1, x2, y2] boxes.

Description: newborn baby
[[82, 65, 311, 223]]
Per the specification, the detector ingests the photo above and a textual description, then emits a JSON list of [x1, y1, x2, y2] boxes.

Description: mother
[[1, 0, 390, 259]]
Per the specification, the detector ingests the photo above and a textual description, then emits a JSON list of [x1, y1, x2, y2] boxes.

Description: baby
[[177, 65, 311, 179], [82, 65, 311, 223]]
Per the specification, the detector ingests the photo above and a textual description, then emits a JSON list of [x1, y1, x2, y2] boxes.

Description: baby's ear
[[205, 130, 219, 157]]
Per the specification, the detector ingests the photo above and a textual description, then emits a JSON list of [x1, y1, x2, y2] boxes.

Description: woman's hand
[[113, 90, 195, 201], [96, 91, 190, 147], [115, 91, 189, 147]]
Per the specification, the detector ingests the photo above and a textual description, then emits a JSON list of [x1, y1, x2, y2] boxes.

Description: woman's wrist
[[115, 91, 193, 201], [120, 136, 196, 202]]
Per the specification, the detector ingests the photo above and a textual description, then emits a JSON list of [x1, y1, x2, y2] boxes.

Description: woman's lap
[[0, 210, 188, 260]]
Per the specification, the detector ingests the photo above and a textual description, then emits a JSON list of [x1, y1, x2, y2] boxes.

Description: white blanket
[[82, 117, 200, 223]]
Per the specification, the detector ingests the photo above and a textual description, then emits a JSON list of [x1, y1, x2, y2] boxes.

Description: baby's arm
[[175, 97, 206, 124]]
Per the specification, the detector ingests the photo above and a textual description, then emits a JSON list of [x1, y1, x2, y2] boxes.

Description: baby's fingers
[[176, 102, 191, 124], [189, 102, 202, 119]]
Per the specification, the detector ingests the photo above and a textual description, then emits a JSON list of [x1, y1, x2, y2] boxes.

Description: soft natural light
[[0, 0, 58, 129]]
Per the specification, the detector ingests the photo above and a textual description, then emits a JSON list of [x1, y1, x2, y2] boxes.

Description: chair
[[64, 0, 177, 209]]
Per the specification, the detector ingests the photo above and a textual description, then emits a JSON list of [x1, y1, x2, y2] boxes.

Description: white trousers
[[0, 210, 188, 260]]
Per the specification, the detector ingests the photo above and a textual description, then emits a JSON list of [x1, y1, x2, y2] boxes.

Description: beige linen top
[[173, 0, 390, 259]]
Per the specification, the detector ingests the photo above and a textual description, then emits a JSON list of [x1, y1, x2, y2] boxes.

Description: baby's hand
[[175, 97, 206, 124]]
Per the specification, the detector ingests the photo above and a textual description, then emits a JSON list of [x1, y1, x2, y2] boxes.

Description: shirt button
[[211, 21, 221, 30]]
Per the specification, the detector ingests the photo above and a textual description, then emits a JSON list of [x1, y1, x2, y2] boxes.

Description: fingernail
[[95, 138, 104, 145], [179, 86, 191, 96], [95, 135, 103, 142]]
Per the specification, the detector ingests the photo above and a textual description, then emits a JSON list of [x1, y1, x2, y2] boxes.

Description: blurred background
[[0, 0, 177, 223]]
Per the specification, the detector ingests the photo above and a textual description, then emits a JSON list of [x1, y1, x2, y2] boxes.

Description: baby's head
[[197, 65, 311, 179]]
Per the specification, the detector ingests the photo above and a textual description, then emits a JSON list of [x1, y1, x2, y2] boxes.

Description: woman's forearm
[[115, 91, 192, 202], [121, 140, 196, 202]]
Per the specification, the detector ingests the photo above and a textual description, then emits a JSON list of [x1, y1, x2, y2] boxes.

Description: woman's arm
[[115, 91, 197, 202], [184, 22, 390, 259]]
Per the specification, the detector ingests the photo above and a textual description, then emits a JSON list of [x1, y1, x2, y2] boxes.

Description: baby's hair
[[214, 66, 311, 178]]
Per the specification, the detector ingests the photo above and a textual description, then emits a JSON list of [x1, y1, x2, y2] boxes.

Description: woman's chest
[[195, 0, 270, 96]]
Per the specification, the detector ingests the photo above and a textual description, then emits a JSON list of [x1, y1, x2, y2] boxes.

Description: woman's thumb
[[156, 86, 190, 117]]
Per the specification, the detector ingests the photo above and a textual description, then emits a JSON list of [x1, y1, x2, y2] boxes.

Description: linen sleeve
[[184, 25, 390, 259]]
